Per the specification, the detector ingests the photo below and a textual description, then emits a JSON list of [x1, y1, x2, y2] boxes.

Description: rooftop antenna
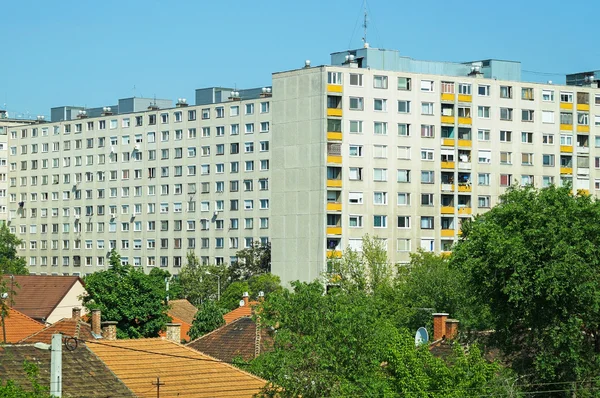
[[362, 1, 369, 48]]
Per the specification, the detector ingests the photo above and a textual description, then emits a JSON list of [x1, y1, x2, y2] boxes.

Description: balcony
[[577, 125, 590, 133], [458, 117, 472, 126], [441, 93, 455, 102], [458, 94, 472, 103], [326, 202, 342, 212], [458, 184, 472, 192], [327, 227, 342, 235], [560, 145, 573, 153], [578, 167, 590, 175], [441, 206, 455, 214], [457, 207, 472, 215], [441, 161, 455, 169], [327, 250, 342, 259], [441, 115, 455, 125], [457, 139, 472, 148], [560, 124, 573, 131], [560, 167, 573, 174], [441, 229, 455, 237], [458, 162, 471, 170], [441, 184, 455, 192], [441, 138, 455, 146], [577, 103, 590, 111], [327, 179, 342, 188], [327, 84, 343, 93], [327, 131, 342, 141], [577, 146, 590, 154], [327, 155, 342, 164], [560, 102, 573, 110], [327, 108, 342, 117]]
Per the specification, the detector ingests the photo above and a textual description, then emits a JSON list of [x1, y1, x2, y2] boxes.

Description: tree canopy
[[0, 224, 27, 275], [188, 300, 227, 340], [451, 185, 600, 393], [82, 249, 171, 338]]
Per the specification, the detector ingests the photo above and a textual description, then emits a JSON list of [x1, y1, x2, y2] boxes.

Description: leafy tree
[[231, 241, 271, 280], [248, 273, 282, 297], [148, 268, 183, 302], [220, 281, 250, 311], [177, 252, 230, 306], [0, 224, 27, 275], [451, 185, 600, 393], [82, 249, 171, 338], [250, 281, 515, 397], [188, 300, 227, 340]]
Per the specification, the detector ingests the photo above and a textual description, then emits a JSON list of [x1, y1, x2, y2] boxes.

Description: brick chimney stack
[[91, 309, 101, 336], [72, 307, 81, 321], [432, 313, 449, 341], [166, 323, 181, 343], [102, 321, 118, 341], [242, 292, 249, 307], [445, 319, 460, 340]]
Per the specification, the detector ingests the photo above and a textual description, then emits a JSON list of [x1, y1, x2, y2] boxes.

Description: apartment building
[[8, 89, 272, 275], [7, 45, 600, 283], [271, 47, 600, 285]]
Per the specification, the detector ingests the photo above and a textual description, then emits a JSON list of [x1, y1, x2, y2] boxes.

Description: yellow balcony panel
[[577, 125, 590, 133], [327, 250, 342, 259], [441, 138, 455, 146], [560, 167, 573, 175], [441, 161, 455, 169], [578, 189, 590, 196], [560, 124, 573, 131], [458, 185, 472, 192], [327, 227, 342, 236], [577, 103, 590, 111], [326, 202, 342, 212], [458, 139, 472, 148], [327, 108, 343, 117], [441, 229, 455, 237], [327, 84, 343, 93], [560, 102, 573, 110], [458, 117, 472, 125], [327, 131, 342, 141], [327, 155, 342, 164], [441, 206, 455, 214], [458, 94, 472, 103], [441, 93, 455, 102], [440, 251, 452, 257], [327, 179, 342, 188], [441, 115, 455, 125], [458, 207, 472, 215], [560, 145, 573, 153]]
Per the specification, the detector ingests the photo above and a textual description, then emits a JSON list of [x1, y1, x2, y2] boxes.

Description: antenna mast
[[362, 1, 369, 48]]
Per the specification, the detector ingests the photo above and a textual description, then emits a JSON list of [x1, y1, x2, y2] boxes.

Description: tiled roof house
[[159, 299, 198, 342], [0, 307, 45, 343], [223, 292, 259, 324], [19, 307, 102, 344]]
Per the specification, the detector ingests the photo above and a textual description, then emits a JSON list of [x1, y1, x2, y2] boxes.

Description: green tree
[[177, 252, 230, 306], [220, 281, 250, 311], [250, 281, 515, 397], [188, 300, 227, 340], [231, 241, 271, 280], [0, 361, 51, 397], [82, 249, 171, 338], [451, 185, 600, 394], [247, 273, 282, 297], [0, 224, 27, 275]]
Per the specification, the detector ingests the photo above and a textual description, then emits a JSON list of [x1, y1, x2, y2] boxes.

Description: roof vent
[[76, 110, 88, 119], [228, 91, 241, 101], [176, 98, 188, 107], [259, 87, 272, 98], [304, 60, 311, 68], [101, 106, 113, 116]]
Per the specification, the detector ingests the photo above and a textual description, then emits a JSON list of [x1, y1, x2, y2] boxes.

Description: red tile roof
[[167, 299, 198, 325], [19, 317, 99, 344], [223, 301, 258, 324], [187, 316, 273, 363], [1, 308, 45, 343], [2, 275, 83, 322], [87, 338, 268, 397]]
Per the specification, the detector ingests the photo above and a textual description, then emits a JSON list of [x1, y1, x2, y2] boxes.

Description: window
[[560, 134, 573, 146], [349, 145, 363, 157], [561, 112, 573, 125], [349, 167, 363, 181], [398, 123, 410, 137], [500, 152, 512, 164], [421, 125, 434, 138], [420, 80, 434, 92], [373, 215, 387, 228], [522, 87, 534, 100], [349, 73, 363, 86], [349, 97, 364, 110], [478, 85, 490, 96], [373, 75, 388, 89], [458, 83, 471, 95], [543, 134, 554, 145], [477, 129, 490, 141], [397, 169, 410, 183], [373, 122, 387, 135], [478, 196, 491, 208], [397, 193, 410, 206], [578, 112, 589, 125], [500, 130, 512, 142], [421, 193, 434, 206], [522, 110, 534, 122], [373, 168, 387, 182], [349, 215, 363, 228], [397, 216, 410, 229], [420, 216, 434, 229], [500, 174, 513, 186], [477, 106, 490, 118], [348, 192, 363, 204], [373, 145, 387, 158], [478, 150, 491, 164], [478, 173, 490, 186], [373, 99, 387, 111], [373, 192, 388, 205], [420, 149, 434, 161], [543, 154, 555, 166], [441, 81, 455, 94], [500, 86, 513, 99], [245, 103, 254, 115], [521, 132, 533, 143], [561, 91, 574, 103], [500, 108, 513, 121], [421, 171, 434, 184], [397, 77, 411, 90], [397, 146, 411, 159], [521, 153, 533, 165], [349, 120, 363, 134], [421, 102, 434, 115], [542, 89, 554, 102], [542, 111, 555, 124], [397, 100, 411, 113]]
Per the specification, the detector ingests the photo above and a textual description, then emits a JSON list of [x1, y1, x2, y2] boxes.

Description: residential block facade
[[6, 47, 600, 285]]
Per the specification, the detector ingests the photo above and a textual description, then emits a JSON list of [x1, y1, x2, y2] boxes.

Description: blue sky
[[3, 0, 598, 118]]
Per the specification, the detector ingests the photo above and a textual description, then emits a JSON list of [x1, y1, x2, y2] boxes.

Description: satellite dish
[[415, 327, 429, 347]]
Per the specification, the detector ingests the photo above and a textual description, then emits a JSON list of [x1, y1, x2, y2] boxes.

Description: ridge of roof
[[187, 315, 248, 346]]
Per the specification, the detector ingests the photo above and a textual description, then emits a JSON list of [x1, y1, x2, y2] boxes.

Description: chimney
[[102, 321, 118, 341], [91, 309, 101, 336], [242, 292, 249, 307], [166, 323, 181, 343], [72, 307, 81, 321], [432, 313, 449, 341], [258, 291, 265, 302], [445, 319, 460, 340]]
